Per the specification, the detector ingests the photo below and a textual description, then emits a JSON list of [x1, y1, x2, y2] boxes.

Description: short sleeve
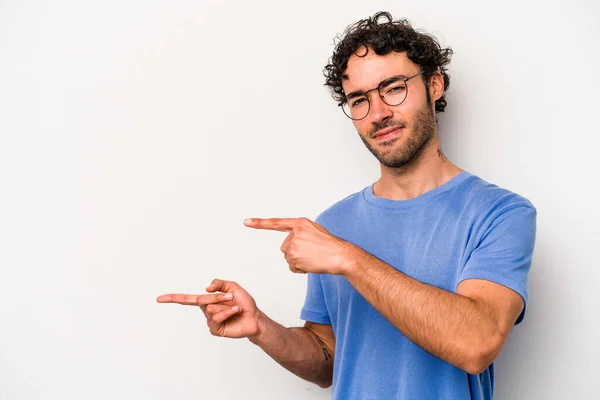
[[458, 205, 537, 324], [300, 272, 331, 324]]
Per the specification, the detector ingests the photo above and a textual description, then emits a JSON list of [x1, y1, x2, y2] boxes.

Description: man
[[157, 11, 537, 400]]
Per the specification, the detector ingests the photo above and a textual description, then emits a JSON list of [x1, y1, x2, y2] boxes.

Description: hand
[[156, 279, 260, 338], [244, 217, 357, 275]]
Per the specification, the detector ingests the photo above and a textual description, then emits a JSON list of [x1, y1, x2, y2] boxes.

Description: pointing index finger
[[156, 294, 199, 305], [156, 292, 233, 306], [244, 218, 302, 232]]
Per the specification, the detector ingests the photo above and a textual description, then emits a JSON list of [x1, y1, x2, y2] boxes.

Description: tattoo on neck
[[310, 331, 332, 361], [437, 149, 447, 162]]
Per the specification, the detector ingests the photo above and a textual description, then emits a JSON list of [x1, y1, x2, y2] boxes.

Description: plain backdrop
[[1, 0, 599, 399]]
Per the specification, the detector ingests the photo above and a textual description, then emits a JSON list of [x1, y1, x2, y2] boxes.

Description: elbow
[[461, 334, 505, 375], [306, 364, 333, 388], [317, 379, 332, 389], [463, 358, 492, 376], [314, 367, 333, 388], [311, 371, 332, 388]]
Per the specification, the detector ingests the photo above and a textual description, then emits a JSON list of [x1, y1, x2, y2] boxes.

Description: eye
[[386, 84, 407, 94], [351, 97, 368, 107]]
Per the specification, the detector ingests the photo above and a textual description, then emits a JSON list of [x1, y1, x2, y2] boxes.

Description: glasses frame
[[341, 70, 426, 121]]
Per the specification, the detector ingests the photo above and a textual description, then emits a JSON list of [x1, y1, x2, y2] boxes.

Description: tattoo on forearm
[[310, 331, 332, 361]]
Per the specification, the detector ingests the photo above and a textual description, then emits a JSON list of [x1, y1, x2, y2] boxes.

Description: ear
[[429, 71, 445, 103]]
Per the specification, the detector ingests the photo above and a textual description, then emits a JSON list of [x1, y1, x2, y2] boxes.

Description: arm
[[249, 315, 335, 388], [157, 279, 335, 388], [342, 251, 523, 374], [245, 206, 535, 375]]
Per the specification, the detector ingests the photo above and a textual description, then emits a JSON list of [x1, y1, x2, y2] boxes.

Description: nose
[[368, 92, 393, 124]]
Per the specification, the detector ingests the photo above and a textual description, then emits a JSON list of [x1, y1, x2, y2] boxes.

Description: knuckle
[[288, 246, 297, 257]]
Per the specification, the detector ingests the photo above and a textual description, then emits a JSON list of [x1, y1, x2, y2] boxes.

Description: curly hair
[[324, 12, 453, 113]]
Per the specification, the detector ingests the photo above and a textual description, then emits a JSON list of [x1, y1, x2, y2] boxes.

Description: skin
[[157, 49, 525, 386]]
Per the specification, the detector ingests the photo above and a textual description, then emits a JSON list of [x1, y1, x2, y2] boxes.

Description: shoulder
[[457, 173, 537, 239], [460, 173, 536, 216]]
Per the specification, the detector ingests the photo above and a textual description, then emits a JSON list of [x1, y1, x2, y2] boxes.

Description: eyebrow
[[344, 75, 409, 100]]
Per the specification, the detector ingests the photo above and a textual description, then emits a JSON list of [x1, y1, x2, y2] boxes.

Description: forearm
[[343, 250, 502, 374], [248, 310, 334, 388]]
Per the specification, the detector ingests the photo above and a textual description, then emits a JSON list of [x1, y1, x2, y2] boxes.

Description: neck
[[373, 135, 463, 200]]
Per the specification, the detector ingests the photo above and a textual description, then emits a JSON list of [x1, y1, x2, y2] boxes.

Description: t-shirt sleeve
[[458, 204, 537, 324], [300, 272, 331, 324]]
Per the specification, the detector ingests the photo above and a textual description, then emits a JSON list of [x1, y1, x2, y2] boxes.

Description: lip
[[373, 126, 404, 140]]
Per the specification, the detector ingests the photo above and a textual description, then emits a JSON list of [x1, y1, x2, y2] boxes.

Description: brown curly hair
[[324, 12, 453, 113]]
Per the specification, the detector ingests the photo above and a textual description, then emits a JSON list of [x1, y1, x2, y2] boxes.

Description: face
[[342, 49, 439, 168]]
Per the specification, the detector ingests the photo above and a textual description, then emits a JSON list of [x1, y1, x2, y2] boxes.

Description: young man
[[157, 12, 537, 400]]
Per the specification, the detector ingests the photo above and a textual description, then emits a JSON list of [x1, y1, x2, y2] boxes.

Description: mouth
[[373, 126, 404, 141]]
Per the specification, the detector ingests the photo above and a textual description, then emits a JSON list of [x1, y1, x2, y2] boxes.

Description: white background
[[1, 0, 599, 399]]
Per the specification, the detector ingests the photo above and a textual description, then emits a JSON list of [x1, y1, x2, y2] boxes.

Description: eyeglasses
[[341, 70, 426, 120]]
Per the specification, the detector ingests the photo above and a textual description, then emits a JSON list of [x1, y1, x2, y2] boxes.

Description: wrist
[[338, 242, 363, 277], [248, 309, 269, 345]]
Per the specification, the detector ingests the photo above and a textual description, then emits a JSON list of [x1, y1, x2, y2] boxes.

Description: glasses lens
[[342, 96, 369, 120], [380, 81, 408, 106]]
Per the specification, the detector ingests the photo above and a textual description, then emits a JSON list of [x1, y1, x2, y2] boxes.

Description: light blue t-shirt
[[300, 171, 537, 400]]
